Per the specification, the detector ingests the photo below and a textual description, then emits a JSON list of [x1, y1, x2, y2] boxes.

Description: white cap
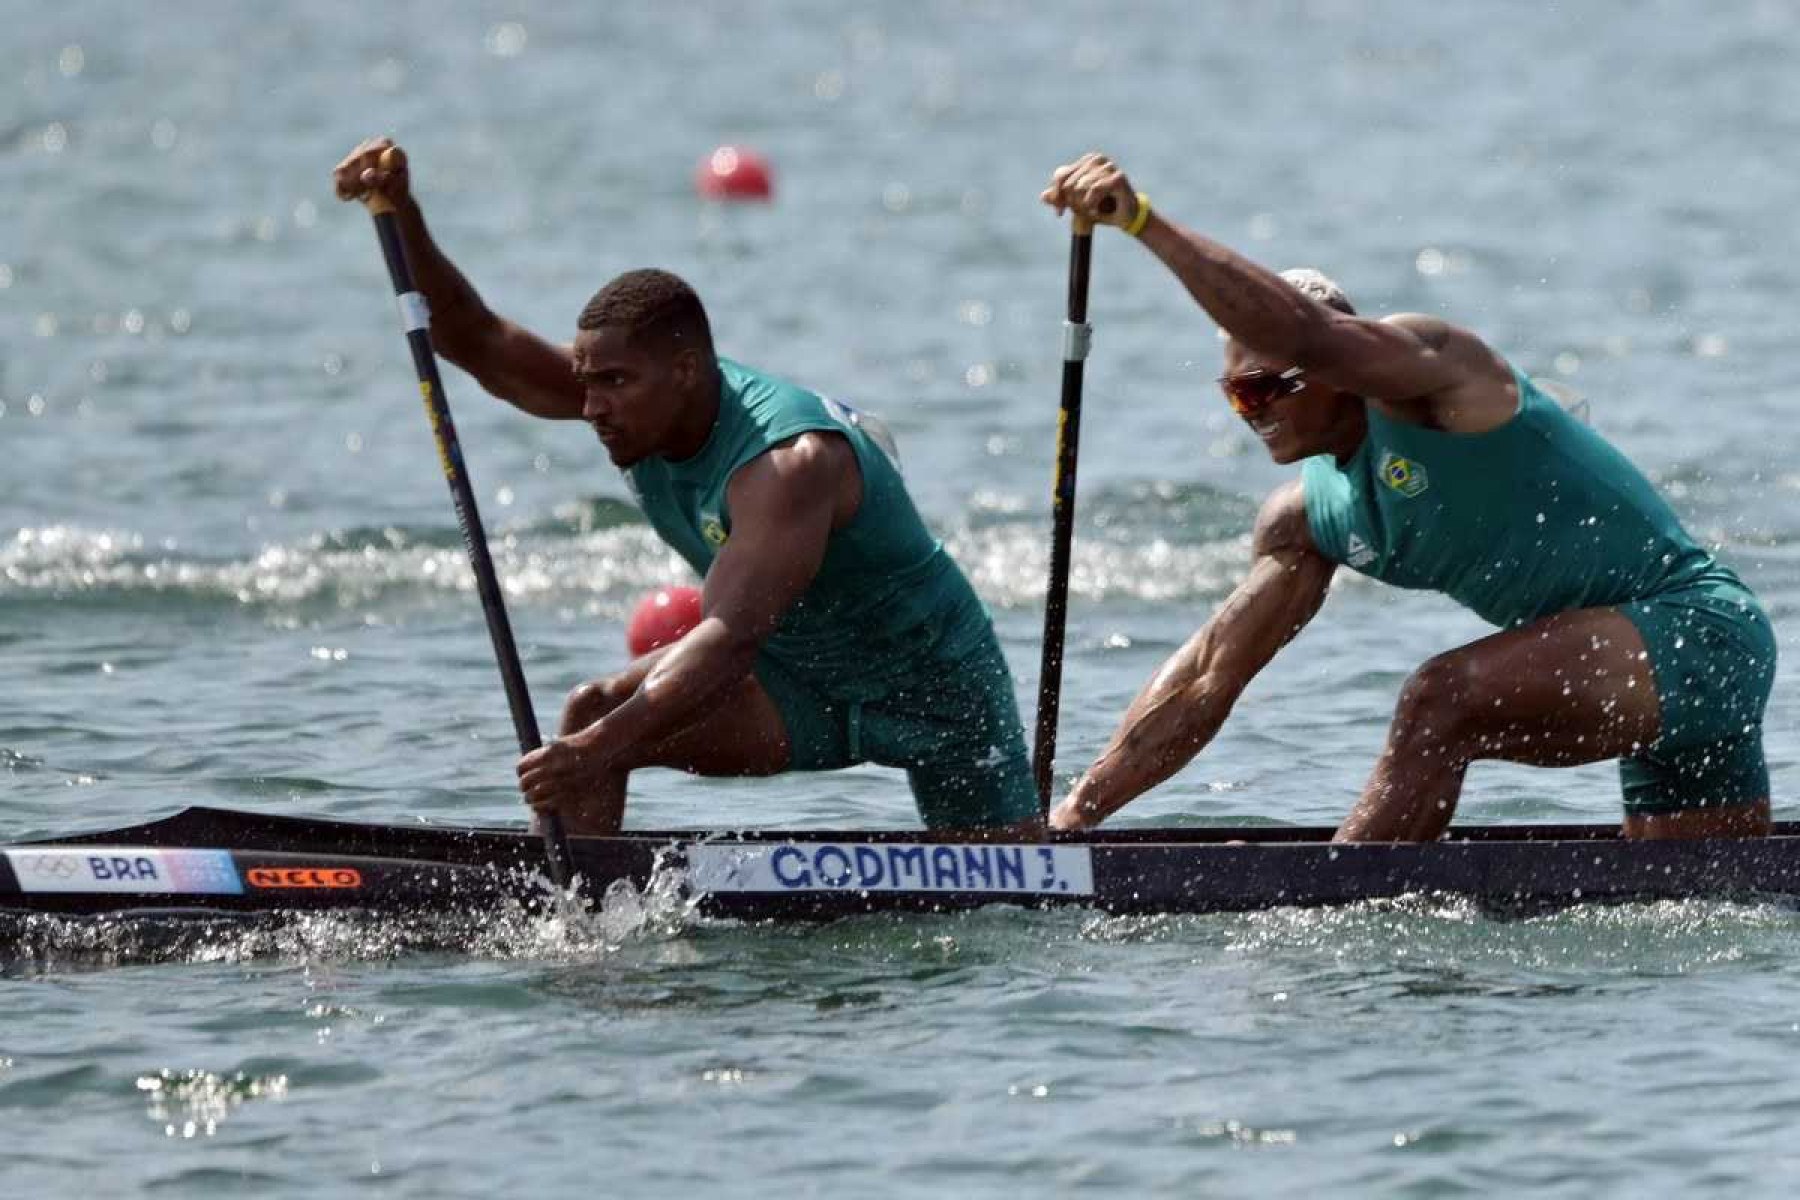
[[1279, 267, 1356, 315]]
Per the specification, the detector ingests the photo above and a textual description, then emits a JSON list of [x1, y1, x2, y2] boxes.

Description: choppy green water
[[8, 1, 1800, 1194]]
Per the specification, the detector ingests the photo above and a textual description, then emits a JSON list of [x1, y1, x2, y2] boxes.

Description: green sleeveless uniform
[[624, 357, 1037, 828], [1302, 364, 1774, 813]]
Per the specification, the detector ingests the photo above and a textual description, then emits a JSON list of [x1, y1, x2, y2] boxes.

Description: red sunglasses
[[1217, 366, 1306, 419]]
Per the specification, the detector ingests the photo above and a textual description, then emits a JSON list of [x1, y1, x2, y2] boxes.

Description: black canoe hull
[[5, 807, 1800, 919]]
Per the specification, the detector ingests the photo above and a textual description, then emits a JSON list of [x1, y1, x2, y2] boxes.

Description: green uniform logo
[[1379, 451, 1429, 498], [701, 516, 728, 547]]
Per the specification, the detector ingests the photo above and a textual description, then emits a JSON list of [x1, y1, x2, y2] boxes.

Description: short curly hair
[[576, 268, 714, 354]]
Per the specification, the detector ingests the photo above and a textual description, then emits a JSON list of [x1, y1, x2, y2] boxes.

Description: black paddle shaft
[[363, 203, 573, 887], [1032, 223, 1096, 813]]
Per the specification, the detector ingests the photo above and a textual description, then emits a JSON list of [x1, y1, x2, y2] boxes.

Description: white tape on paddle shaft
[[1062, 320, 1092, 363], [397, 291, 430, 333]]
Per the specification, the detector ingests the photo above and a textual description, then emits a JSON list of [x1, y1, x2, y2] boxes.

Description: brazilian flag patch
[[1378, 451, 1429, 497]]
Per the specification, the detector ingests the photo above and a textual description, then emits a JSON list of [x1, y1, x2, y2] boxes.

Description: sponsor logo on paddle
[[4, 849, 243, 895], [245, 866, 364, 890], [685, 842, 1095, 896]]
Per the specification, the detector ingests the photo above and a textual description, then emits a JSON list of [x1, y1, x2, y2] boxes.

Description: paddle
[[1031, 211, 1100, 814], [358, 151, 574, 888]]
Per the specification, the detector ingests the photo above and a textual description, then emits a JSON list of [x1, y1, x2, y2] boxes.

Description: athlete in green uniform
[[1041, 152, 1775, 842], [334, 137, 1039, 836]]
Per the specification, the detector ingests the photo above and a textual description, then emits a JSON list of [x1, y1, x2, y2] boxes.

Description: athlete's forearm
[[1062, 647, 1239, 825], [1137, 213, 1328, 363], [1057, 539, 1333, 828], [576, 618, 759, 765]]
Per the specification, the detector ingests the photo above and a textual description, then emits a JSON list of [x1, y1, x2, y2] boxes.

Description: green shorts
[[753, 635, 1039, 829], [1616, 581, 1776, 815]]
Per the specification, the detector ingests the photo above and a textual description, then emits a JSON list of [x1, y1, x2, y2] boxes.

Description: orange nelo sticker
[[245, 866, 364, 889]]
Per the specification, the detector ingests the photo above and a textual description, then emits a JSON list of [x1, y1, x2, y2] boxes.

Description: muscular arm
[[333, 139, 581, 419], [567, 432, 851, 763], [385, 199, 584, 420], [1051, 481, 1336, 830], [1136, 212, 1511, 417], [1040, 154, 1514, 425]]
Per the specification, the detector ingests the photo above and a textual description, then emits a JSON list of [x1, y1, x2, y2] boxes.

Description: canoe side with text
[[4, 807, 1800, 918]]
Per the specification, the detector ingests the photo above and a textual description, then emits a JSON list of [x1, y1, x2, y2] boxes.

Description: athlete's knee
[[1389, 653, 1483, 761], [560, 675, 634, 735]]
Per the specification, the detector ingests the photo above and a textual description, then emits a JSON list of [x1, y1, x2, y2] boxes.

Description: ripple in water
[[4, 514, 1256, 616], [1078, 893, 1800, 976]]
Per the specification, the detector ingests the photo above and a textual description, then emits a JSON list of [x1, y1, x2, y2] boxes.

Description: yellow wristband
[[1123, 192, 1152, 237]]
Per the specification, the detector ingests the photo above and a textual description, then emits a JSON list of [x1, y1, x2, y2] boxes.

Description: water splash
[[136, 1068, 288, 1139], [0, 858, 703, 974]]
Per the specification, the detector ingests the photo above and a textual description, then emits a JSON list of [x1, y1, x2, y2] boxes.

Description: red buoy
[[695, 145, 774, 201], [625, 585, 704, 656]]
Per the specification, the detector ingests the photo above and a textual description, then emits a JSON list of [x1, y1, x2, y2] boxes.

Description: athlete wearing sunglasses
[[1039, 151, 1774, 845], [1217, 365, 1305, 420]]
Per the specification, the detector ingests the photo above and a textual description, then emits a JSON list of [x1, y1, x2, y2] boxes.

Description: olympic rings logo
[[23, 855, 82, 879]]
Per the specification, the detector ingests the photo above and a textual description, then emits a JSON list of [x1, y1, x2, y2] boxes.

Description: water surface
[[7, 1, 1800, 1194]]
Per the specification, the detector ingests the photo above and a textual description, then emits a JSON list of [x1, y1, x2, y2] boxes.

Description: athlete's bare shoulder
[[732, 430, 862, 529], [1251, 479, 1319, 559]]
